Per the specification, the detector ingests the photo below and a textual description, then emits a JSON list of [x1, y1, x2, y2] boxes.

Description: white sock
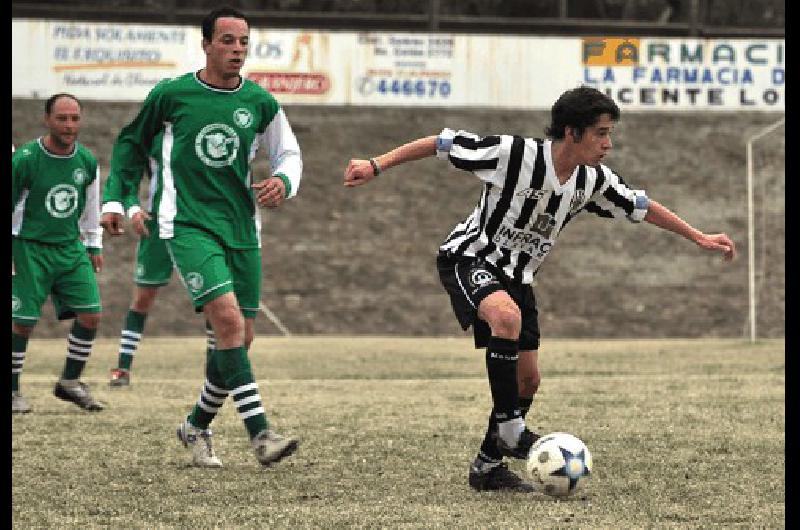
[[497, 417, 525, 447]]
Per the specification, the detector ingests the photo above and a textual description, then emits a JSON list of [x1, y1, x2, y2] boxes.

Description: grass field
[[12, 337, 784, 528]]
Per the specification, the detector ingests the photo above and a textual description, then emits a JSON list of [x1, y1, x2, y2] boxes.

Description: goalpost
[[745, 116, 785, 343]]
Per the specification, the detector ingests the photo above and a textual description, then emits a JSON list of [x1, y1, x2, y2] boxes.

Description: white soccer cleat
[[12, 392, 32, 414], [251, 429, 299, 466], [176, 420, 223, 468]]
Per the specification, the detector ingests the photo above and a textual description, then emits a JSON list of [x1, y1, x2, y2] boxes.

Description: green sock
[[214, 346, 269, 439], [187, 333, 227, 430], [12, 333, 29, 393], [118, 310, 147, 371], [61, 321, 97, 381]]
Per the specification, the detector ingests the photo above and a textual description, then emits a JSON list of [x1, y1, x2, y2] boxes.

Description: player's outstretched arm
[[344, 135, 438, 187], [644, 200, 736, 261]]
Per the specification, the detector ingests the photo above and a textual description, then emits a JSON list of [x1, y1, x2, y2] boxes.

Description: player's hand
[[344, 159, 377, 187], [253, 176, 286, 208], [89, 254, 104, 273], [101, 212, 124, 235], [698, 233, 736, 262], [132, 210, 152, 237]]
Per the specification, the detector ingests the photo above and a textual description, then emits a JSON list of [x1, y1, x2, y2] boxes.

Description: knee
[[488, 307, 521, 339], [77, 313, 101, 329], [215, 308, 244, 336], [132, 288, 158, 313]]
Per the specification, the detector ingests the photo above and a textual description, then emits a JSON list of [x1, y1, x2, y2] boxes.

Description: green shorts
[[165, 226, 261, 318], [134, 223, 174, 286], [12, 237, 102, 325]]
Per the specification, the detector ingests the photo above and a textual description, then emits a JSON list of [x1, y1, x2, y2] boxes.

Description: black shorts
[[436, 251, 540, 351]]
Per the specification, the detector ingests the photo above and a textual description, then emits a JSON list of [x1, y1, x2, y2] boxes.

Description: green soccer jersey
[[11, 138, 102, 252], [103, 72, 303, 249]]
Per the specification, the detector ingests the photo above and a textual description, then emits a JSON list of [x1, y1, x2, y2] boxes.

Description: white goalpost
[[745, 116, 785, 343]]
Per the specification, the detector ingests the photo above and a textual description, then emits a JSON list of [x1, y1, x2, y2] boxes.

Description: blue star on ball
[[550, 447, 591, 492]]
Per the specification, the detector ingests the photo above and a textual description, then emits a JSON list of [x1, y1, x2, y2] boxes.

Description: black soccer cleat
[[469, 462, 536, 492], [497, 428, 540, 460], [54, 381, 105, 411]]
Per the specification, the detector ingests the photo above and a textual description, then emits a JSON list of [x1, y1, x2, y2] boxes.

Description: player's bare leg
[[468, 291, 538, 491]]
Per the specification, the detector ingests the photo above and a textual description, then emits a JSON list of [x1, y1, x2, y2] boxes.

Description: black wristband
[[369, 158, 381, 176]]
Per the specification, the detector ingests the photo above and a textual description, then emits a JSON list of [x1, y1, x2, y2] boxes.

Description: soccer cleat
[[497, 427, 540, 460], [251, 429, 299, 466], [12, 392, 32, 414], [469, 462, 536, 492], [176, 420, 223, 468], [54, 381, 105, 411], [109, 368, 131, 387]]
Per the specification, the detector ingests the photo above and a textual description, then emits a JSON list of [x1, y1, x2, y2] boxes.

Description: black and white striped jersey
[[435, 128, 650, 285]]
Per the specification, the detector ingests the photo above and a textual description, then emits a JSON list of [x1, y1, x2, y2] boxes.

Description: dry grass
[[12, 337, 784, 528]]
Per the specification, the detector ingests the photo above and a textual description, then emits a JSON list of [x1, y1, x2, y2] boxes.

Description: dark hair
[[45, 93, 81, 115], [201, 6, 249, 41], [545, 86, 620, 141]]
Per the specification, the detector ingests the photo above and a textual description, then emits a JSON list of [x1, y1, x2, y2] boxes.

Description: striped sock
[[12, 333, 29, 393], [117, 310, 147, 371], [61, 321, 96, 380], [231, 382, 268, 439], [215, 346, 269, 439], [187, 322, 224, 429], [188, 379, 229, 430]]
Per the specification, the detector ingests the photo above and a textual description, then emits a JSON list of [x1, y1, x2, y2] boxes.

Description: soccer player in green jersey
[[101, 7, 302, 468], [12, 93, 106, 414]]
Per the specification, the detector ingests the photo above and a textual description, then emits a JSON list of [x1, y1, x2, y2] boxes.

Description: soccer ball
[[526, 432, 592, 497]]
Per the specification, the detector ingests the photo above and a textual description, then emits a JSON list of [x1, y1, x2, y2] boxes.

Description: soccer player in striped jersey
[[101, 7, 302, 468], [12, 94, 106, 414], [344, 86, 736, 492]]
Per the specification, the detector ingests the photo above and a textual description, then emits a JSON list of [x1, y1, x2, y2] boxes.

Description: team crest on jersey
[[185, 272, 204, 292], [195, 123, 240, 168], [73, 168, 88, 185], [233, 108, 254, 128], [45, 184, 79, 218], [12, 295, 21, 313]]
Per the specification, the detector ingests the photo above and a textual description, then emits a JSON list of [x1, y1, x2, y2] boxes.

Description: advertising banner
[[12, 19, 201, 100], [12, 19, 785, 111], [581, 37, 784, 110]]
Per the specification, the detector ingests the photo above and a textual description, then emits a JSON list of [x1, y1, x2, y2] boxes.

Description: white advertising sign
[[580, 37, 784, 110], [12, 19, 201, 100], [12, 19, 785, 111]]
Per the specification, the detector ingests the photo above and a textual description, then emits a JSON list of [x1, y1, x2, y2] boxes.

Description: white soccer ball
[[526, 432, 592, 497]]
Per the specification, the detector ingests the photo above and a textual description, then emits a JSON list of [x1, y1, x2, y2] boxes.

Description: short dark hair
[[545, 86, 620, 141], [44, 93, 81, 115], [201, 6, 249, 41]]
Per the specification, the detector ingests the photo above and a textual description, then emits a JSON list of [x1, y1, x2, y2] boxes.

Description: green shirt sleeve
[[107, 79, 170, 209]]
